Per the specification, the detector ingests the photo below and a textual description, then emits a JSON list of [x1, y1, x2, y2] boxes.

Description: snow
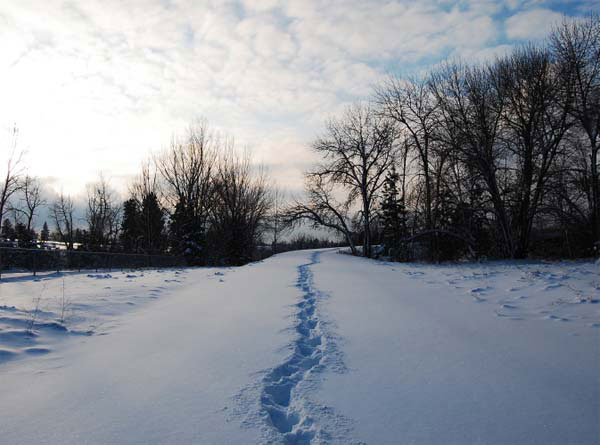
[[312, 254, 600, 444], [0, 250, 598, 444]]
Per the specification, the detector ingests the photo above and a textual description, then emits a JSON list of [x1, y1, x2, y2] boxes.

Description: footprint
[[544, 283, 562, 290], [471, 287, 490, 293], [23, 347, 51, 355], [264, 382, 293, 407]]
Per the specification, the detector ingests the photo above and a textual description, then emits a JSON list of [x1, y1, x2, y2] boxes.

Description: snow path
[[259, 251, 350, 444], [261, 252, 324, 442]]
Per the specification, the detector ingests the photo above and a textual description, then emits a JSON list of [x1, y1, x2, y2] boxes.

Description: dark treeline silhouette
[[1, 119, 347, 269], [287, 14, 600, 261], [0, 122, 281, 267], [114, 123, 272, 266]]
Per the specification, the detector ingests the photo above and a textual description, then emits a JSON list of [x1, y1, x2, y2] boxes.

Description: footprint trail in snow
[[260, 251, 347, 444]]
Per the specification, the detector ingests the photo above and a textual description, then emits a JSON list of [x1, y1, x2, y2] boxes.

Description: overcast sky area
[[1, 0, 598, 201]]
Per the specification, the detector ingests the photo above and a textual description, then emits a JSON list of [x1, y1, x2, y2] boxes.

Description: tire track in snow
[[260, 251, 338, 443]]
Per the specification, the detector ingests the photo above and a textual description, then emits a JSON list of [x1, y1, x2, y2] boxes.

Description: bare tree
[[51, 193, 75, 249], [377, 76, 439, 235], [430, 62, 514, 257], [541, 132, 592, 255], [86, 175, 121, 249], [265, 186, 292, 253], [493, 45, 571, 258], [14, 175, 45, 233], [285, 174, 358, 256], [310, 103, 397, 257], [129, 161, 161, 206], [155, 121, 218, 256], [551, 14, 600, 244], [209, 149, 271, 265], [156, 121, 217, 217], [0, 126, 24, 223]]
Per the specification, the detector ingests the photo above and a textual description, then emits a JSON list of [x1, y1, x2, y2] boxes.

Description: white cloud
[[505, 8, 565, 40], [0, 0, 590, 197]]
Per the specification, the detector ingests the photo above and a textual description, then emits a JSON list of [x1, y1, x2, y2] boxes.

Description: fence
[[0, 247, 187, 279]]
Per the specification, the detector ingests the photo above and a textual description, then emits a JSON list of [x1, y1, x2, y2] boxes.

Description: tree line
[[0, 123, 301, 266], [286, 15, 600, 261]]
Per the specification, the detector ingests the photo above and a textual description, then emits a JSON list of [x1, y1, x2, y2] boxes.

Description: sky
[[0, 0, 597, 201]]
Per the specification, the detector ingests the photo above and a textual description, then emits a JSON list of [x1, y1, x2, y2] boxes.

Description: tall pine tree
[[380, 166, 407, 260], [1, 219, 15, 241], [120, 198, 141, 252], [41, 221, 50, 242], [169, 197, 205, 263], [140, 192, 165, 253]]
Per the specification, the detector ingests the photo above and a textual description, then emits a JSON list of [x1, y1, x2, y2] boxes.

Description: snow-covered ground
[[0, 268, 191, 361], [0, 250, 598, 444]]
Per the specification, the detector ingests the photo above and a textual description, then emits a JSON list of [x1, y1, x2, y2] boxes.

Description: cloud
[[0, 0, 592, 197], [241, 0, 282, 13], [505, 8, 565, 40]]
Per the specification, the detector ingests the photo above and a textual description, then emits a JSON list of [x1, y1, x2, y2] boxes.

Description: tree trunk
[[591, 144, 600, 245]]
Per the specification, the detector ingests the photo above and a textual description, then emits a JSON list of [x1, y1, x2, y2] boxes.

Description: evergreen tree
[[380, 166, 407, 260], [74, 228, 87, 245], [169, 198, 205, 263], [140, 192, 165, 253], [120, 198, 141, 252], [41, 221, 50, 242], [14, 222, 36, 247], [14, 222, 26, 242], [1, 219, 15, 241]]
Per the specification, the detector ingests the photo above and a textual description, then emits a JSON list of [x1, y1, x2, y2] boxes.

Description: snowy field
[[0, 249, 598, 444]]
